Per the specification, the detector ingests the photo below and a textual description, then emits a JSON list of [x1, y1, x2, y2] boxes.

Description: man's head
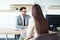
[[20, 7, 27, 16]]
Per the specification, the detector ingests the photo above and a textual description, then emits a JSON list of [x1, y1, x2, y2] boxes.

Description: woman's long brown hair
[[32, 4, 48, 35]]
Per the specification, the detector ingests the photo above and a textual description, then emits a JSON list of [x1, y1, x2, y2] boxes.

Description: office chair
[[35, 33, 60, 40]]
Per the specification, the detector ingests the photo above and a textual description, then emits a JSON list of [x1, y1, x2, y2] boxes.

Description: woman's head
[[32, 4, 48, 34], [32, 4, 43, 19]]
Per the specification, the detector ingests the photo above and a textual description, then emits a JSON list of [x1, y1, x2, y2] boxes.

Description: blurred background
[[0, 0, 60, 40]]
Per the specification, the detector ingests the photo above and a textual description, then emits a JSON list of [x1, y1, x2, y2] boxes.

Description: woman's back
[[35, 33, 60, 40]]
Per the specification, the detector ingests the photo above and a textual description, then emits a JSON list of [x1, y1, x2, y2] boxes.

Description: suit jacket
[[17, 15, 30, 29]]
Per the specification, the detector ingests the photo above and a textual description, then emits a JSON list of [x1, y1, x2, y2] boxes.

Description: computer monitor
[[46, 14, 60, 31]]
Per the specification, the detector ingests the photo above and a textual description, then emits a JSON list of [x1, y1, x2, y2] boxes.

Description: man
[[16, 7, 30, 40], [17, 7, 30, 29]]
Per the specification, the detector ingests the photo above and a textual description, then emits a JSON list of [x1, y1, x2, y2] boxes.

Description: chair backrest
[[35, 33, 60, 40]]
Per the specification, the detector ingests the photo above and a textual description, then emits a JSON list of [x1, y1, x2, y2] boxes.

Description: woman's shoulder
[[29, 17, 34, 21], [29, 17, 35, 25]]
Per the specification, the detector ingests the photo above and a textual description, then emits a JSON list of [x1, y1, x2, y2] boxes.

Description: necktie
[[24, 17, 25, 26]]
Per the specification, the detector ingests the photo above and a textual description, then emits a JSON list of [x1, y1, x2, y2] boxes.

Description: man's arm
[[17, 25, 25, 29], [16, 16, 25, 29]]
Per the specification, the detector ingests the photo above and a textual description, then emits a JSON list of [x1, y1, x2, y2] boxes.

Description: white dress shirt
[[27, 17, 38, 40], [20, 15, 30, 26]]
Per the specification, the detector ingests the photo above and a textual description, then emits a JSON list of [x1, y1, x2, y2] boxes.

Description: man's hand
[[25, 26, 28, 29]]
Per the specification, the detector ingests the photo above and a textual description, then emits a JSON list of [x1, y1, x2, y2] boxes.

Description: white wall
[[0, 0, 34, 10], [0, 12, 19, 29], [34, 0, 60, 18], [0, 0, 60, 10], [35, 0, 60, 7], [44, 10, 60, 18], [34, 0, 60, 12]]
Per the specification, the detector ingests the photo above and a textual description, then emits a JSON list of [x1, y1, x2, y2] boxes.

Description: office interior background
[[0, 0, 60, 40]]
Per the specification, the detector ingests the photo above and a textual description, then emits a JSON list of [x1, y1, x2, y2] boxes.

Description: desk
[[0, 29, 57, 40], [0, 29, 26, 40], [0, 29, 26, 34], [49, 31, 57, 34]]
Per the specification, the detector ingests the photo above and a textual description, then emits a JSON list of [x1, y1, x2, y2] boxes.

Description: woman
[[25, 4, 48, 40]]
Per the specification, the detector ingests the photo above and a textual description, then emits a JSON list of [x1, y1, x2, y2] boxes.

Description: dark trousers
[[15, 34, 20, 40]]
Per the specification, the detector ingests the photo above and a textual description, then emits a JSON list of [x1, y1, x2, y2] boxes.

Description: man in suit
[[17, 7, 30, 29], [16, 7, 30, 40]]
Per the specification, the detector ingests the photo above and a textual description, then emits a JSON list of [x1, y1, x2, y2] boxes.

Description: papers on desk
[[16, 26, 28, 30]]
